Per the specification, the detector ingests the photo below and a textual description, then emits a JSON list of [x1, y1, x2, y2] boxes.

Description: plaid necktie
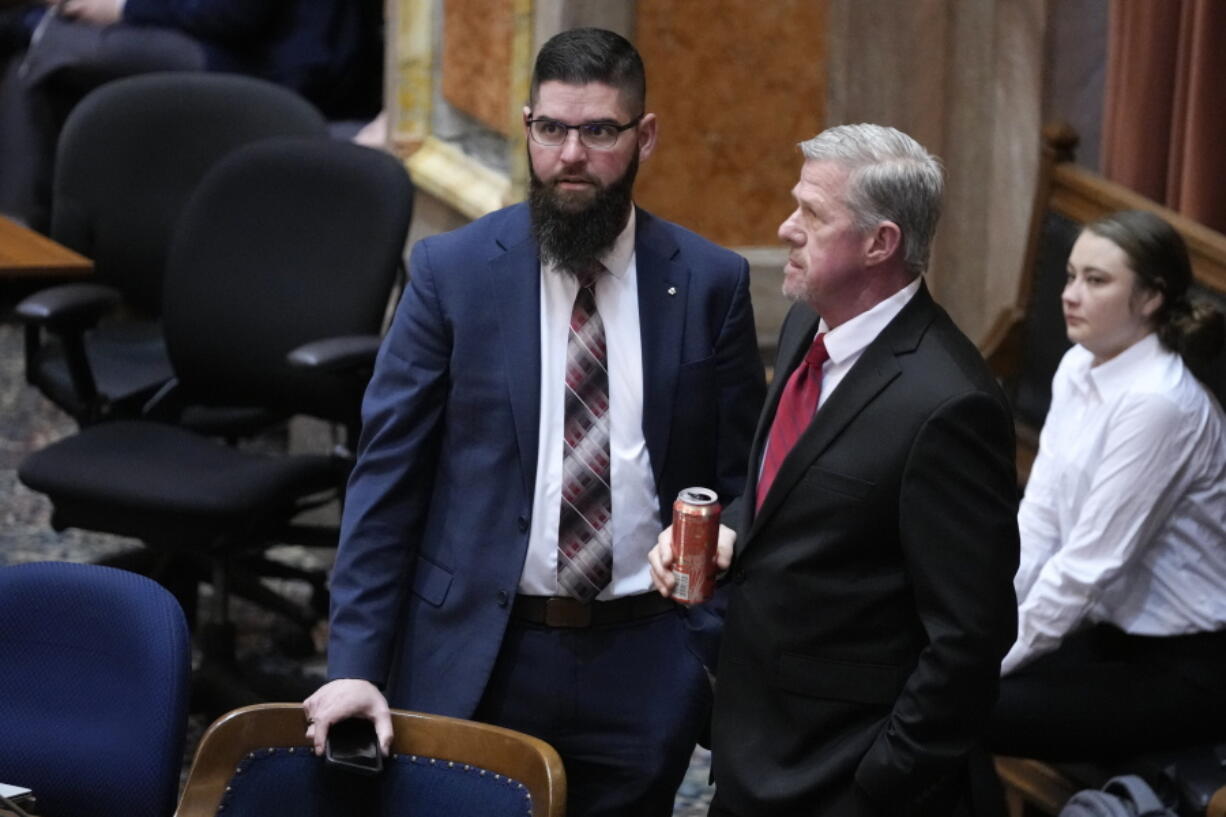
[[557, 274, 613, 600], [756, 332, 828, 509]]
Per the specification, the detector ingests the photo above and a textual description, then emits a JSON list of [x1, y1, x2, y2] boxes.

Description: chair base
[[91, 546, 325, 716], [92, 545, 326, 640], [192, 634, 264, 721]]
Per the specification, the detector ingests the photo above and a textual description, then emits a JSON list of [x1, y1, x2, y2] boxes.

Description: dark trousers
[[474, 607, 712, 817], [707, 756, 1000, 817], [990, 624, 1226, 761], [708, 788, 883, 817]]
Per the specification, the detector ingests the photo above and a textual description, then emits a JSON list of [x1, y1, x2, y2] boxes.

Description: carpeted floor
[[0, 316, 715, 814]]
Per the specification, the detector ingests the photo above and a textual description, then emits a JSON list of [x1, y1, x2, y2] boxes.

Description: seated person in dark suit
[[990, 210, 1226, 761], [52, 0, 382, 120], [0, 0, 380, 227]]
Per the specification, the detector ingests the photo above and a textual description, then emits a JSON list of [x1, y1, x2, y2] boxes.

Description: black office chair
[[18, 137, 413, 695], [17, 72, 327, 426]]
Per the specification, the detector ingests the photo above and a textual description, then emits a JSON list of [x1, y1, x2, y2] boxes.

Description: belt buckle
[[544, 597, 591, 628]]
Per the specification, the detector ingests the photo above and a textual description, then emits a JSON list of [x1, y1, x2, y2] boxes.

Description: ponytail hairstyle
[[1085, 210, 1225, 364]]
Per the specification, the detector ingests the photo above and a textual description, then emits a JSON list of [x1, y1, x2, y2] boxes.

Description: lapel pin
[[667, 286, 677, 296]]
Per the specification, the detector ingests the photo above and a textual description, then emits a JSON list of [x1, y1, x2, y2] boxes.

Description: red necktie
[[756, 333, 828, 509], [557, 277, 613, 600]]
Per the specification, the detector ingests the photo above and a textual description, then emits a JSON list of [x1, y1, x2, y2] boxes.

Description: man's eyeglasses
[[526, 115, 643, 150]]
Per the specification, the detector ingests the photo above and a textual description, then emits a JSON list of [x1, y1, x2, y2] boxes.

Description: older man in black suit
[[652, 123, 1020, 817]]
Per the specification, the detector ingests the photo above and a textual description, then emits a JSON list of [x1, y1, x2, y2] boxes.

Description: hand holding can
[[670, 487, 721, 604]]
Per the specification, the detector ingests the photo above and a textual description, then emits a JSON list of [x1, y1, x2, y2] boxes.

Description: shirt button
[[496, 590, 510, 607], [518, 515, 529, 532]]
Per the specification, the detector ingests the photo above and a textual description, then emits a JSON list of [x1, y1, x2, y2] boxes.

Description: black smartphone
[[324, 717, 383, 776]]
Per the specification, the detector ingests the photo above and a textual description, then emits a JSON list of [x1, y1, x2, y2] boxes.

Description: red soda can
[[671, 487, 721, 604]]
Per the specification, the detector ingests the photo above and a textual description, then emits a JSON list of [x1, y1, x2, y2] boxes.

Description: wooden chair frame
[[994, 756, 1080, 817], [981, 122, 1226, 483], [174, 703, 566, 817], [983, 122, 1226, 371]]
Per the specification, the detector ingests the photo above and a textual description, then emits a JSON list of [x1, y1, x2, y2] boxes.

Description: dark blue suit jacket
[[327, 203, 765, 718]]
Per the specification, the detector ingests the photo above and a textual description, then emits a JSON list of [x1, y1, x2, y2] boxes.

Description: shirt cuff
[[1000, 640, 1028, 676]]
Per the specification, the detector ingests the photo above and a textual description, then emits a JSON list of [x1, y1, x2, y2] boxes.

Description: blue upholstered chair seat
[[215, 749, 535, 817]]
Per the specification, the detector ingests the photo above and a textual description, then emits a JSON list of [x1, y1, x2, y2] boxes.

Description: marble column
[[825, 0, 1046, 343]]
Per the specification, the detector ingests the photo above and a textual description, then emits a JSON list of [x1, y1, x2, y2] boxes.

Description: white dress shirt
[[815, 277, 922, 408], [1002, 333, 1226, 674], [519, 209, 661, 599]]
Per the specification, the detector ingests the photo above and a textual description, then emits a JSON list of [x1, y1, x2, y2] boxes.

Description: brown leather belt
[[511, 592, 676, 628]]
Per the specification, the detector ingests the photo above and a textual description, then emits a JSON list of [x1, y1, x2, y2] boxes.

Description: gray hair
[[799, 124, 944, 277]]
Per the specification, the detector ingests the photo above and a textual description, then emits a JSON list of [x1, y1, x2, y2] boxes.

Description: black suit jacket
[[712, 284, 1019, 817]]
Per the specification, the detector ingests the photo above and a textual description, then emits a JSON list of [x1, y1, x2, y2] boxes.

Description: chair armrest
[[287, 335, 382, 373], [16, 284, 121, 417], [15, 283, 121, 331]]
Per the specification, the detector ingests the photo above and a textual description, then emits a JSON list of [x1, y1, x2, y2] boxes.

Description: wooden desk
[[0, 216, 92, 278]]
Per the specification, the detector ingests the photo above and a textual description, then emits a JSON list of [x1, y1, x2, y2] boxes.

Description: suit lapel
[[635, 209, 687, 494], [743, 284, 936, 548], [489, 208, 543, 500]]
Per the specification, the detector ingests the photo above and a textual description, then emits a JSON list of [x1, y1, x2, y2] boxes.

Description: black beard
[[529, 150, 638, 277]]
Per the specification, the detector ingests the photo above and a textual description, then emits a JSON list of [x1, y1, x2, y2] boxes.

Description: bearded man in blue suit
[[305, 28, 765, 817]]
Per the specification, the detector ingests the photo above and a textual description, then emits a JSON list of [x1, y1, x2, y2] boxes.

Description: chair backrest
[[175, 703, 566, 817], [0, 561, 191, 817], [162, 137, 413, 424], [51, 72, 328, 316], [981, 123, 1226, 477]]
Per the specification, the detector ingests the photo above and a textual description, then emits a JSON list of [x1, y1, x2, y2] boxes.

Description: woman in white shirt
[[990, 210, 1226, 760]]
